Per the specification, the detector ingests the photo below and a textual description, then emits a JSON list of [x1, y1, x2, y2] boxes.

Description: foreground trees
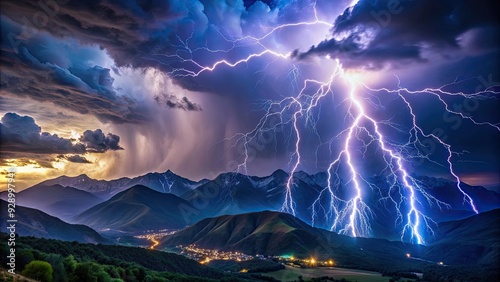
[[21, 260, 53, 282]]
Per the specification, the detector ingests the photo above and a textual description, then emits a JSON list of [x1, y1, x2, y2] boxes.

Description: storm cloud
[[57, 154, 92, 164], [0, 39, 148, 123], [154, 94, 202, 111], [294, 0, 500, 69], [0, 0, 305, 103], [80, 129, 123, 152], [0, 112, 122, 160]]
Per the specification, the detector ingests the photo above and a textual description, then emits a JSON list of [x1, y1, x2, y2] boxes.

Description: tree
[[63, 255, 77, 277], [71, 262, 111, 282], [22, 260, 53, 282], [45, 253, 67, 282]]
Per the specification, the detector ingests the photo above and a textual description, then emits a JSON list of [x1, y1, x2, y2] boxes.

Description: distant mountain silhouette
[[0, 200, 109, 244], [0, 184, 102, 222]]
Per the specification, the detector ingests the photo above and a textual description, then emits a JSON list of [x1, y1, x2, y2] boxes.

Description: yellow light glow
[[70, 130, 81, 141], [310, 258, 316, 264], [328, 260, 334, 265], [52, 160, 66, 170]]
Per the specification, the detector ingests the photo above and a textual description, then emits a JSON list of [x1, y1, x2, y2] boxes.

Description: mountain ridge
[[23, 170, 500, 239], [37, 169, 206, 199]]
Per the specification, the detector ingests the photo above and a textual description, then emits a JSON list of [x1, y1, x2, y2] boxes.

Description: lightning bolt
[[363, 79, 500, 215], [153, 2, 498, 244]]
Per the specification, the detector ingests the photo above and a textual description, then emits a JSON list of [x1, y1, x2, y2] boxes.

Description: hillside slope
[[0, 200, 109, 244], [74, 185, 200, 234], [161, 210, 332, 257], [425, 209, 500, 265]]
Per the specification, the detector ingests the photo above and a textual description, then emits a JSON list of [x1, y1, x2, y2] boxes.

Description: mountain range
[[10, 169, 500, 239], [38, 170, 207, 199]]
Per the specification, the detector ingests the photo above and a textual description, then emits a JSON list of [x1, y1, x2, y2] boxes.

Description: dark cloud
[[0, 30, 148, 124], [80, 129, 123, 152], [0, 0, 283, 100], [294, 0, 500, 69], [0, 0, 202, 74], [0, 112, 122, 157], [243, 0, 275, 9], [0, 0, 218, 122], [292, 32, 424, 69], [154, 94, 202, 111], [57, 154, 92, 164], [0, 112, 86, 155]]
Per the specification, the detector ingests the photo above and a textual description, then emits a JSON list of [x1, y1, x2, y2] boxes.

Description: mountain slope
[[0, 200, 109, 244], [161, 210, 332, 257], [73, 185, 200, 234], [162, 211, 330, 255], [0, 184, 102, 222], [160, 210, 428, 267], [425, 209, 500, 265]]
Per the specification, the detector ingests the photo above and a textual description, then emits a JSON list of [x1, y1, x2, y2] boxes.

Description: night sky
[[0, 0, 499, 190]]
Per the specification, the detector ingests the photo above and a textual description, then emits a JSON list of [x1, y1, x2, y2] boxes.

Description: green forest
[[0, 233, 278, 282]]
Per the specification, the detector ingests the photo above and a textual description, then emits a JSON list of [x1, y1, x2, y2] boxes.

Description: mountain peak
[[74, 184, 199, 232], [270, 169, 288, 178], [160, 210, 330, 257]]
